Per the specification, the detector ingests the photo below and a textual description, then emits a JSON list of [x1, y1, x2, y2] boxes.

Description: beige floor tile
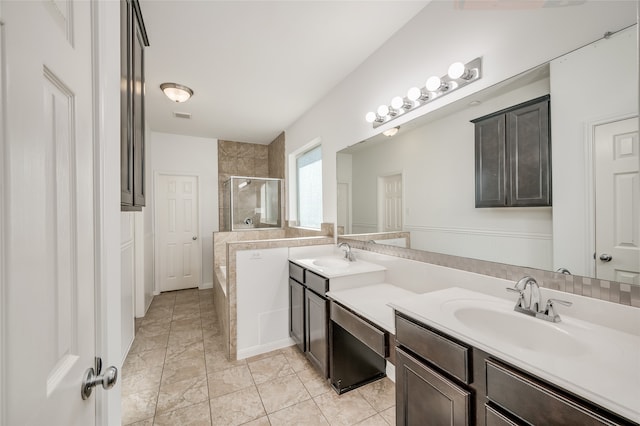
[[161, 353, 206, 385], [268, 398, 329, 426], [122, 365, 164, 395], [380, 406, 395, 425], [171, 317, 204, 333], [314, 391, 377, 426], [172, 307, 201, 321], [241, 416, 271, 426], [357, 378, 396, 412], [209, 386, 266, 426], [256, 373, 311, 413], [280, 346, 311, 372], [153, 400, 212, 426], [136, 321, 172, 338], [354, 414, 390, 426], [125, 417, 154, 426], [166, 340, 205, 363], [207, 365, 254, 398], [140, 314, 173, 326], [123, 347, 166, 372], [248, 353, 294, 384], [156, 376, 209, 414], [296, 367, 332, 397], [129, 333, 169, 354], [121, 388, 158, 425], [168, 329, 203, 347], [205, 350, 247, 373], [150, 296, 175, 307]]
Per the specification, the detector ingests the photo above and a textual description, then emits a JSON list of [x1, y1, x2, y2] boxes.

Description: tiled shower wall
[[339, 237, 640, 308], [218, 132, 285, 230]]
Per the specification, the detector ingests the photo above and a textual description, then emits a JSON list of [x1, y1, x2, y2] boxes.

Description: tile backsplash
[[339, 237, 639, 308]]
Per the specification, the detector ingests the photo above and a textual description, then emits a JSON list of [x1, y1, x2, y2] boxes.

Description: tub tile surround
[[339, 237, 640, 308]]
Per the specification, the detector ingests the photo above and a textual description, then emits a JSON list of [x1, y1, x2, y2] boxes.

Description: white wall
[[551, 27, 638, 277], [147, 131, 219, 293], [284, 2, 637, 228], [350, 78, 553, 270], [236, 247, 293, 359]]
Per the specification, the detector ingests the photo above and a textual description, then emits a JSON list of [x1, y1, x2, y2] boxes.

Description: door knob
[[192, 236, 198, 240], [599, 253, 613, 262], [81, 357, 118, 400]]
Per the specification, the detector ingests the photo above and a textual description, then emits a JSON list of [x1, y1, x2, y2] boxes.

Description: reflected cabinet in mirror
[[337, 26, 638, 286]]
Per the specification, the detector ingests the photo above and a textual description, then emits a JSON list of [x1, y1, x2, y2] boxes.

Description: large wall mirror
[[337, 24, 638, 286]]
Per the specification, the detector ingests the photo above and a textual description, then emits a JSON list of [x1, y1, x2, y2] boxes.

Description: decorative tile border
[[339, 237, 639, 308]]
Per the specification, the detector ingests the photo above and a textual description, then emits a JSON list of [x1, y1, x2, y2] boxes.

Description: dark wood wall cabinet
[[394, 311, 637, 426], [121, 0, 149, 211], [472, 95, 551, 208]]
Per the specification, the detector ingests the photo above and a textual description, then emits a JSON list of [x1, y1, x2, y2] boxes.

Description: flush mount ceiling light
[[365, 57, 482, 129], [160, 82, 194, 103], [382, 126, 400, 137]]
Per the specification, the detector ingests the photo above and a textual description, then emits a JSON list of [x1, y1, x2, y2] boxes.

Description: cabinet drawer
[[396, 314, 470, 384], [485, 404, 520, 426], [289, 262, 304, 283], [305, 270, 329, 295], [331, 302, 387, 357], [486, 359, 623, 425]]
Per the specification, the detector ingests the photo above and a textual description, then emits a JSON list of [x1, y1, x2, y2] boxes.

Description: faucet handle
[[537, 298, 572, 323]]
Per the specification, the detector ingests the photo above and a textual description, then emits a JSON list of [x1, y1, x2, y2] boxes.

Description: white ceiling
[[140, 1, 428, 144]]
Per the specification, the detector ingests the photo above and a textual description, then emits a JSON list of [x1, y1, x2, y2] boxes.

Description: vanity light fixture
[[365, 57, 482, 129], [160, 82, 194, 103], [382, 126, 400, 137]]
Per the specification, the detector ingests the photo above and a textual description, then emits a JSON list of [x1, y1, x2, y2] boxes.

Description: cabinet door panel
[[132, 4, 146, 207], [289, 279, 305, 352], [475, 115, 507, 207], [396, 348, 470, 426], [120, 0, 133, 206], [506, 99, 551, 206], [305, 290, 328, 377]]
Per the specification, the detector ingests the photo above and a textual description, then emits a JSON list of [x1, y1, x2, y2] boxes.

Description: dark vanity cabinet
[[395, 311, 637, 426], [472, 95, 551, 208], [288, 262, 329, 377], [121, 0, 149, 211]]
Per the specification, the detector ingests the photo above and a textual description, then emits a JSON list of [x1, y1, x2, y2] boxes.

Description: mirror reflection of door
[[594, 117, 639, 284], [378, 173, 403, 232]]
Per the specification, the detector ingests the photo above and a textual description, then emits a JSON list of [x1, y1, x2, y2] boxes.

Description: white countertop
[[389, 287, 640, 423], [327, 283, 417, 333], [291, 257, 386, 278]]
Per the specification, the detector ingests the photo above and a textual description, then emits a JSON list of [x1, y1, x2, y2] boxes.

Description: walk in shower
[[222, 176, 283, 231]]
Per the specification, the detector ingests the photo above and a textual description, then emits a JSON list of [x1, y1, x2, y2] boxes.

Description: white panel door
[[157, 175, 201, 292], [380, 174, 403, 232], [594, 117, 639, 284], [2, 1, 97, 424], [337, 183, 350, 234]]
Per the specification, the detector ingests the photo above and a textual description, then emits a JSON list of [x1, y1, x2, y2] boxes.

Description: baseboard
[[237, 337, 296, 360], [199, 281, 213, 290], [386, 361, 396, 383]]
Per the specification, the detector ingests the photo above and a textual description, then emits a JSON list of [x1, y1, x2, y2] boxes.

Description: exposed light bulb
[[448, 62, 466, 79], [391, 96, 405, 110], [377, 104, 389, 117], [425, 76, 442, 92], [382, 126, 400, 137], [407, 87, 421, 101], [365, 111, 377, 123]]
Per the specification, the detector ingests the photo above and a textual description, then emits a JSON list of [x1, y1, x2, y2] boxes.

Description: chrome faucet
[[507, 276, 541, 316], [338, 242, 356, 262], [507, 276, 572, 322]]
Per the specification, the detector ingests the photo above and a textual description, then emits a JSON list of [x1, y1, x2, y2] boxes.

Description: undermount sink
[[312, 257, 351, 269], [443, 301, 587, 356]]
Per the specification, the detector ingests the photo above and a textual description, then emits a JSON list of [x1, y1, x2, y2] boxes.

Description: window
[[296, 145, 323, 228]]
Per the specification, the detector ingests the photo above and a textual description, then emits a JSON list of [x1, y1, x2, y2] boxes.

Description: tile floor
[[122, 288, 396, 425]]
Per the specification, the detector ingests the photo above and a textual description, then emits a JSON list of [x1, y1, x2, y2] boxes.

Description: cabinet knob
[[192, 236, 198, 241]]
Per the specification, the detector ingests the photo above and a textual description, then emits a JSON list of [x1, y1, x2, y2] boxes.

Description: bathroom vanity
[[288, 256, 394, 392], [391, 288, 640, 426]]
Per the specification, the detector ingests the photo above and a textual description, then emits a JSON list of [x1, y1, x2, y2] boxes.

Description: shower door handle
[[192, 236, 198, 241]]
